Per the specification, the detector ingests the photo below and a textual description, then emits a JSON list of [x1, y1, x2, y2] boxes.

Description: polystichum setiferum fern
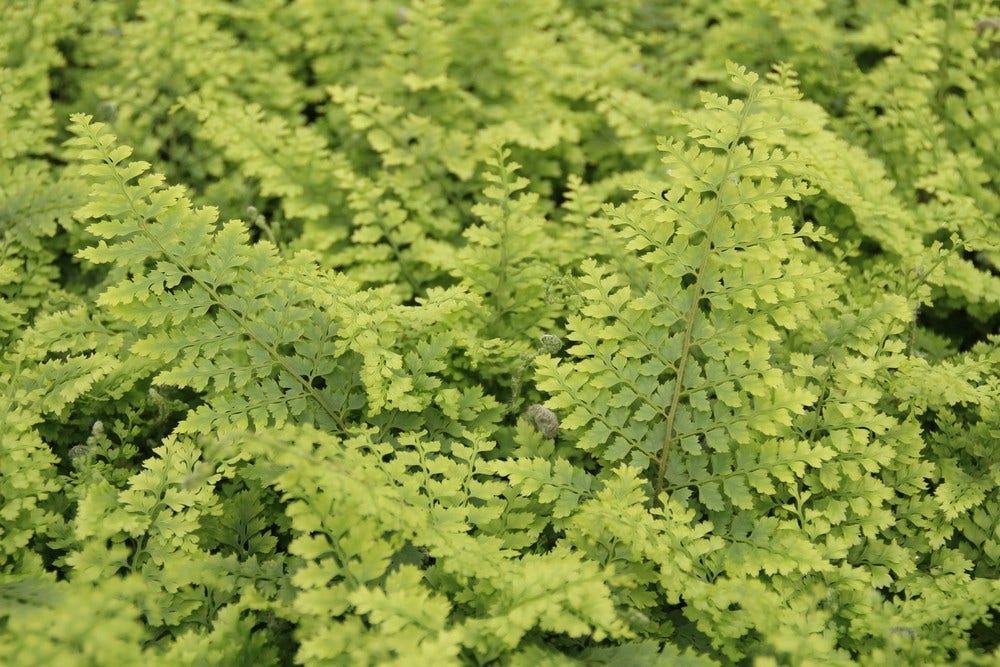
[[536, 62, 1000, 662], [65, 114, 360, 434], [3, 1, 999, 665], [538, 63, 832, 503]]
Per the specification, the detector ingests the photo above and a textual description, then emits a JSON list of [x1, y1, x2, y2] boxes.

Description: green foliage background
[[1, 0, 998, 665]]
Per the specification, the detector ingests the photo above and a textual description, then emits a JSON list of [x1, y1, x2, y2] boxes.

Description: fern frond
[[452, 145, 559, 340], [179, 91, 351, 226], [66, 114, 357, 433], [538, 64, 832, 504]]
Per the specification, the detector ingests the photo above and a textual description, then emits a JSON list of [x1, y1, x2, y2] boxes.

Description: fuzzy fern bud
[[67, 445, 91, 466], [525, 403, 559, 439], [538, 334, 563, 354]]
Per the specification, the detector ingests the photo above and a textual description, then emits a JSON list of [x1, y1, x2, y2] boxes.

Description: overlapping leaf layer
[[1, 1, 997, 665]]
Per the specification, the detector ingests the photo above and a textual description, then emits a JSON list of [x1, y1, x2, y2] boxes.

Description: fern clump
[[1, 1, 997, 665]]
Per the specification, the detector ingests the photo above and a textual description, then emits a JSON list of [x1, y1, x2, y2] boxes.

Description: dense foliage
[[2, 0, 998, 664]]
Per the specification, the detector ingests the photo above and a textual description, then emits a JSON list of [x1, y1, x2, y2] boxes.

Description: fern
[[538, 63, 830, 497], [228, 425, 630, 665], [65, 114, 369, 433], [3, 2, 999, 664], [535, 62, 1000, 662], [451, 146, 559, 340]]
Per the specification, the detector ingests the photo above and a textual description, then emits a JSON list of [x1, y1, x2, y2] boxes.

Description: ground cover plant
[[1, 0, 999, 664]]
